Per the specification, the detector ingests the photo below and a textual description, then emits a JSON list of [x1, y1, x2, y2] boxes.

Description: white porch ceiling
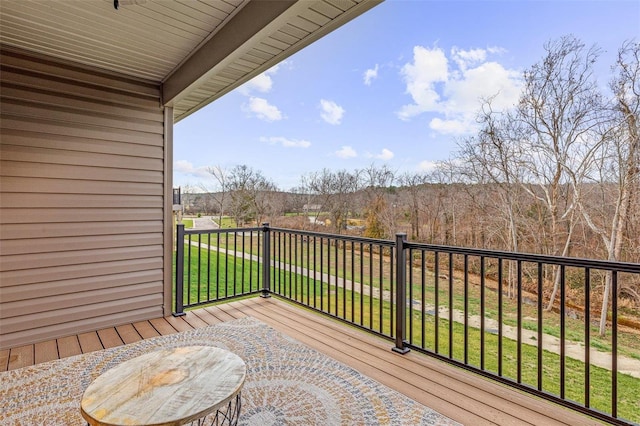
[[0, 0, 382, 122]]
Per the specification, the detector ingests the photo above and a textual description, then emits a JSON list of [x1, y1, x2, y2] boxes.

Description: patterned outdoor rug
[[0, 317, 460, 425]]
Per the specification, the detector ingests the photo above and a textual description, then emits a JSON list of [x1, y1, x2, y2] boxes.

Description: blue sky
[[174, 0, 640, 191]]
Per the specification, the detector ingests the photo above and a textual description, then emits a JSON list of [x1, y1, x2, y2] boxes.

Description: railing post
[[392, 232, 410, 354], [173, 223, 186, 316], [261, 222, 271, 298]]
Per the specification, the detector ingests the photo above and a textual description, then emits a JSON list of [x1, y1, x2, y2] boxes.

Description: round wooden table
[[81, 346, 246, 426]]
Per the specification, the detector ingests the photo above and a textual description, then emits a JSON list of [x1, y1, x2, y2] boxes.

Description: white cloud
[[368, 148, 394, 161], [447, 61, 522, 112], [451, 47, 487, 71], [487, 46, 507, 55], [428, 117, 471, 135], [174, 160, 210, 179], [239, 64, 280, 94], [245, 97, 283, 121], [244, 73, 273, 93], [174, 160, 195, 173], [417, 160, 437, 173], [363, 64, 379, 86], [397, 45, 449, 121], [397, 45, 522, 136], [260, 136, 311, 148], [335, 145, 357, 159], [378, 148, 394, 160], [319, 99, 345, 125]]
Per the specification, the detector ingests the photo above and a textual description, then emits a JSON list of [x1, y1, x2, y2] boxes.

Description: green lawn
[[176, 233, 639, 356], [218, 217, 237, 228], [174, 240, 640, 423], [174, 243, 261, 307], [191, 233, 640, 360]]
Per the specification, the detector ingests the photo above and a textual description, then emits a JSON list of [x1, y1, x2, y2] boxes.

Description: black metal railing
[[397, 239, 640, 425], [268, 227, 396, 339], [174, 224, 263, 313], [174, 223, 640, 425]]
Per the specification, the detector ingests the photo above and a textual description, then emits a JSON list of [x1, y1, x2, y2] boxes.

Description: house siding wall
[[0, 49, 167, 349]]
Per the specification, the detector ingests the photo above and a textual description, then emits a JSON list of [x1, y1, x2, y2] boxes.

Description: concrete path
[[190, 216, 219, 230], [186, 240, 640, 379]]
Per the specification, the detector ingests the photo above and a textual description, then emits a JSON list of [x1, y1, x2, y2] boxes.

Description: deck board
[[0, 349, 9, 372], [1, 296, 604, 425], [149, 317, 178, 335], [34, 340, 58, 364], [132, 320, 161, 339], [163, 313, 194, 332], [115, 324, 143, 344], [205, 304, 237, 322], [190, 307, 224, 325], [214, 301, 249, 320], [57, 335, 82, 359], [78, 332, 104, 354], [181, 311, 209, 329], [7, 345, 33, 370], [97, 328, 124, 349]]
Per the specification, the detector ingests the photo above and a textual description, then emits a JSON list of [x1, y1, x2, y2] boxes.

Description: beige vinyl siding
[[0, 49, 166, 350]]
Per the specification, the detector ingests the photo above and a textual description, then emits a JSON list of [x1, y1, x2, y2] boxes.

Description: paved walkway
[[189, 216, 219, 230], [186, 240, 640, 379]]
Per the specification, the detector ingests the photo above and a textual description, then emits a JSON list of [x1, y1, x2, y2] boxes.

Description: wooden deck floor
[[0, 296, 604, 426]]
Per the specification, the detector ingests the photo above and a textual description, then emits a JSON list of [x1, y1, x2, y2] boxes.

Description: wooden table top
[[80, 346, 246, 426]]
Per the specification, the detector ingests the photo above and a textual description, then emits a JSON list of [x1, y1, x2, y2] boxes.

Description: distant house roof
[[0, 0, 382, 122]]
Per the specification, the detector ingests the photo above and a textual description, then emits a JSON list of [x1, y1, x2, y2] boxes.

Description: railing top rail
[[268, 227, 395, 247], [177, 223, 639, 272], [183, 226, 263, 235], [404, 241, 640, 273]]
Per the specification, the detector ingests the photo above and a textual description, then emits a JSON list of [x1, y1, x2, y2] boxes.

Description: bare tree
[[514, 36, 604, 308], [204, 165, 228, 227], [573, 41, 640, 335], [253, 180, 279, 225], [397, 171, 428, 239], [464, 100, 526, 249], [330, 169, 362, 233], [455, 101, 528, 297], [303, 169, 334, 228], [448, 37, 606, 305], [304, 169, 361, 234], [361, 164, 395, 238], [422, 168, 456, 245], [227, 165, 278, 226]]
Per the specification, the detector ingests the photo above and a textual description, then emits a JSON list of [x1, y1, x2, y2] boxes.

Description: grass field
[[174, 241, 640, 423], [217, 217, 236, 228], [179, 232, 640, 359]]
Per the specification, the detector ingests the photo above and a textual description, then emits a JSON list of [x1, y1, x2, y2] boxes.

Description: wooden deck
[[0, 296, 604, 426]]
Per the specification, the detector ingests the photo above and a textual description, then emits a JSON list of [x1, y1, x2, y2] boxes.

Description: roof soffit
[[0, 0, 247, 83], [168, 0, 383, 122], [0, 0, 383, 123]]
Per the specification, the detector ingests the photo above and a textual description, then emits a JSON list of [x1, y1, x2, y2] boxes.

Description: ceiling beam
[[161, 0, 297, 106]]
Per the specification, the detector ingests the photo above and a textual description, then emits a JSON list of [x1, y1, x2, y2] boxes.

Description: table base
[[85, 393, 241, 426], [191, 393, 242, 426]]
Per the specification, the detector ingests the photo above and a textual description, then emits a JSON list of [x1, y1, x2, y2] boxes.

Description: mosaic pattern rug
[[0, 317, 460, 425]]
